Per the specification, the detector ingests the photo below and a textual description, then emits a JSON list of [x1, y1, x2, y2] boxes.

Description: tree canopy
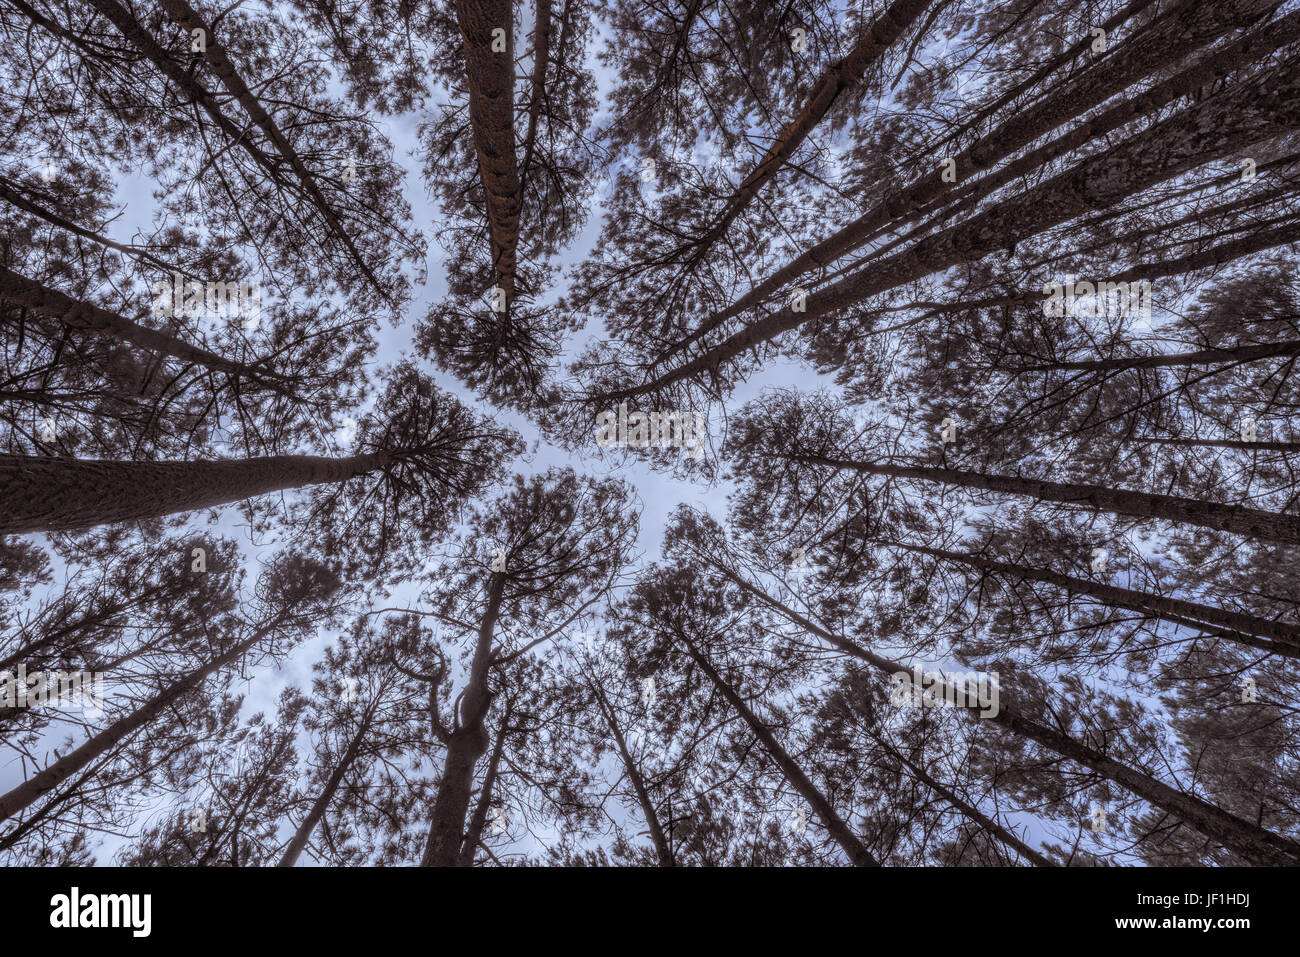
[[1, 0, 1298, 869]]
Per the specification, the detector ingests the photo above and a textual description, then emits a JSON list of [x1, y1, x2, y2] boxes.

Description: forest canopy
[[1, 0, 1299, 867]]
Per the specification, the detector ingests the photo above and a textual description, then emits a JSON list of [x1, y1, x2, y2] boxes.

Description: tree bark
[[0, 622, 275, 822], [457, 699, 514, 866], [0, 451, 387, 534], [679, 634, 879, 866], [897, 542, 1300, 657], [0, 265, 292, 393], [452, 0, 522, 297], [278, 704, 377, 867], [799, 455, 1300, 545], [517, 0, 551, 194], [421, 573, 506, 866]]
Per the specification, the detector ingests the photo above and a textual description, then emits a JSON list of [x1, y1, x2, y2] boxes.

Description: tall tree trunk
[[0, 451, 388, 534], [877, 736, 1055, 867], [278, 705, 377, 867], [0, 760, 106, 851], [453, 0, 522, 297], [889, 218, 1300, 329], [678, 634, 879, 866], [0, 621, 277, 821], [0, 176, 201, 280], [599, 43, 1300, 401], [798, 455, 1300, 545], [517, 0, 551, 193], [678, 0, 932, 266], [919, 0, 1160, 160], [1021, 337, 1300, 374], [78, 0, 283, 178], [0, 265, 292, 393], [155, 0, 388, 302], [715, 563, 1300, 865], [421, 574, 507, 866], [895, 542, 1300, 656], [591, 678, 674, 866], [457, 699, 514, 866], [1124, 437, 1300, 452]]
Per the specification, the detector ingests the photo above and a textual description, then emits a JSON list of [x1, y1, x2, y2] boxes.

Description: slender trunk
[[1049, 142, 1300, 243], [716, 564, 1300, 865], [1029, 181, 1291, 268], [0, 176, 201, 280], [799, 456, 1300, 545], [0, 451, 388, 534], [518, 0, 551, 192], [457, 700, 514, 866], [1022, 337, 1300, 374], [682, 0, 932, 264], [880, 739, 1055, 866], [80, 0, 280, 175], [897, 542, 1300, 657], [0, 622, 274, 821], [591, 679, 674, 865], [0, 265, 292, 393], [1125, 437, 1300, 452], [421, 574, 506, 866], [920, 0, 1159, 158], [678, 635, 879, 866], [883, 218, 1300, 328], [662, 0, 1272, 363], [600, 43, 1300, 401], [278, 706, 377, 867], [156, 0, 388, 301], [0, 759, 105, 851], [215, 731, 297, 866], [453, 0, 522, 297]]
